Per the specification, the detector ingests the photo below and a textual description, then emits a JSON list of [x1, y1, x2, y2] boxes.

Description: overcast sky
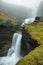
[[2, 0, 43, 8]]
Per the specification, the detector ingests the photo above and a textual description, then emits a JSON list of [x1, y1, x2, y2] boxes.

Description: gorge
[[0, 18, 38, 65]]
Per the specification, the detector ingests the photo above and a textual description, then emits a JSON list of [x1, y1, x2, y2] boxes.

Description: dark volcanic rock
[[21, 29, 39, 56], [0, 21, 18, 56]]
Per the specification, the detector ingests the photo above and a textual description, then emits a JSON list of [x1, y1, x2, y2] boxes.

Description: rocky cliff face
[[0, 25, 15, 56], [0, 13, 18, 56], [21, 27, 39, 56]]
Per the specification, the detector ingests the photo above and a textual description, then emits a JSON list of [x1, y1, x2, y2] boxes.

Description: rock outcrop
[[21, 29, 39, 56], [0, 13, 18, 56]]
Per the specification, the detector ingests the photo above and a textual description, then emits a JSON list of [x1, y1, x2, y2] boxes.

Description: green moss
[[16, 16, 43, 65], [22, 16, 43, 45], [0, 12, 18, 26], [16, 45, 43, 65]]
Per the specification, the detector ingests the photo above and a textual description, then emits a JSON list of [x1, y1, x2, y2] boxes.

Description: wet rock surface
[[21, 28, 39, 56], [0, 25, 15, 56], [0, 19, 18, 56]]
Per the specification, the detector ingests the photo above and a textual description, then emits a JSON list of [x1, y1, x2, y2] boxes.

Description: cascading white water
[[0, 32, 22, 65], [21, 17, 35, 26], [7, 33, 19, 56]]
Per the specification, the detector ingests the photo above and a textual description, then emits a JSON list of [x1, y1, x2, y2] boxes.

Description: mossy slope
[[16, 45, 43, 65], [22, 16, 43, 45], [16, 16, 43, 65], [0, 12, 18, 26]]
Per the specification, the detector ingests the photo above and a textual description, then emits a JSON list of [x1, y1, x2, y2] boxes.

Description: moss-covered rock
[[21, 29, 39, 56], [22, 16, 43, 45], [0, 12, 18, 56], [16, 45, 43, 65]]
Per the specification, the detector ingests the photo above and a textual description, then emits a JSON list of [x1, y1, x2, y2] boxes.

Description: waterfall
[[0, 32, 22, 65], [21, 17, 35, 26], [0, 17, 35, 65], [7, 33, 20, 56]]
